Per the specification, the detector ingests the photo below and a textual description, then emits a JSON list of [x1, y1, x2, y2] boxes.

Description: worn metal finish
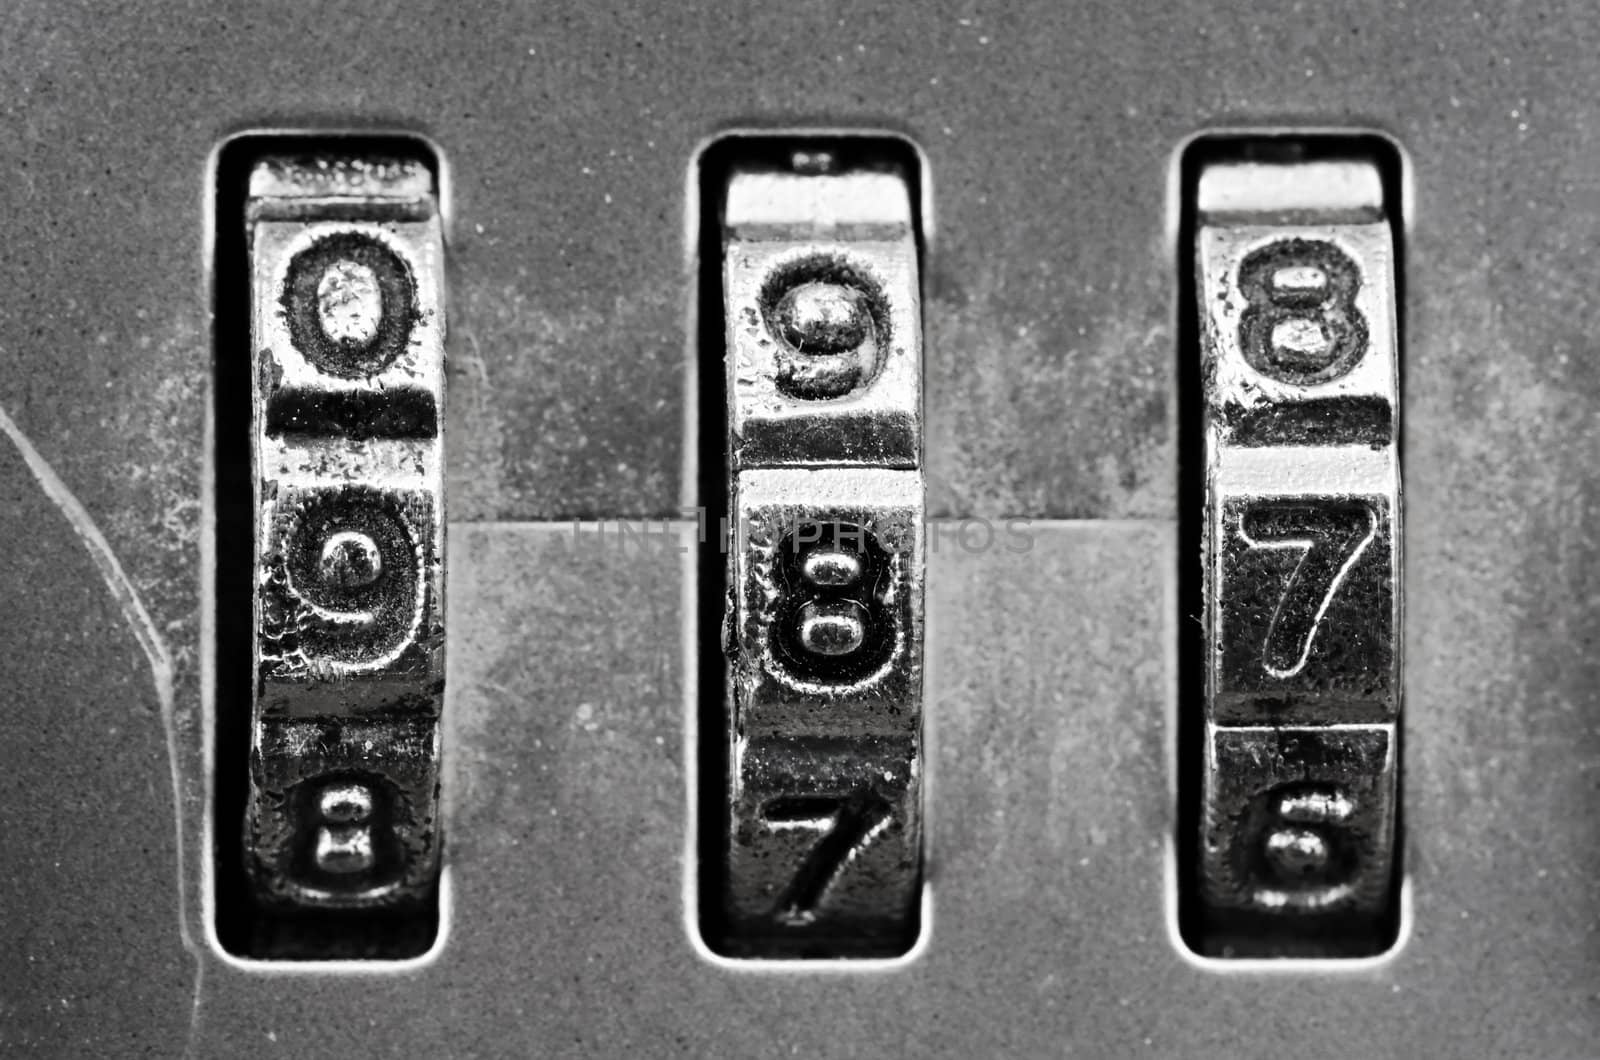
[[0, 0, 1596, 1054], [712, 157, 925, 957], [1193, 157, 1402, 955], [724, 165, 922, 470], [245, 155, 446, 929], [722, 470, 924, 955]]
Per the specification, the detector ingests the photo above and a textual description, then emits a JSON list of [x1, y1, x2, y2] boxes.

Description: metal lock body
[[1190, 153, 1403, 956], [706, 146, 925, 958], [241, 151, 446, 953], [7, 5, 1598, 1054]]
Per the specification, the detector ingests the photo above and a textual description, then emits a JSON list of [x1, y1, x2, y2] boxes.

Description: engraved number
[[273, 487, 427, 672], [763, 258, 884, 401], [763, 791, 891, 925], [283, 232, 417, 378], [1240, 503, 1376, 678], [770, 522, 896, 686], [295, 775, 396, 892], [1248, 783, 1360, 911], [1238, 239, 1368, 384]]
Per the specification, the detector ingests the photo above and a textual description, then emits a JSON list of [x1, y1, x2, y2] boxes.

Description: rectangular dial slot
[[696, 137, 926, 959], [213, 136, 446, 960], [1179, 136, 1405, 958]]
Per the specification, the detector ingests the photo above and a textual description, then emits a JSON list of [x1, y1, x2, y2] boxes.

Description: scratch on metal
[[0, 403, 204, 1047]]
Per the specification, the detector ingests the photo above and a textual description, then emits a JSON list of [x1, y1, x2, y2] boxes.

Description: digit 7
[[1239, 502, 1377, 679], [762, 790, 892, 926]]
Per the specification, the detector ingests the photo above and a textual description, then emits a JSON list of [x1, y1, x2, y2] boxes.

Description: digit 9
[[277, 487, 427, 673]]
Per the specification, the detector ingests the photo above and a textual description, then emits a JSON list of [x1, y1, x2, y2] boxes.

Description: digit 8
[[292, 774, 402, 894], [769, 521, 897, 687], [1236, 238, 1368, 385]]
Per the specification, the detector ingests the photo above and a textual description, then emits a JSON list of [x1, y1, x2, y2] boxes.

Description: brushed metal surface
[[0, 0, 1596, 1055]]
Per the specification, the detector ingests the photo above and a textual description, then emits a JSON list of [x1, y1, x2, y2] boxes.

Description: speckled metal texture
[[1188, 156, 1404, 956], [0, 0, 1595, 1056], [710, 155, 926, 958]]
